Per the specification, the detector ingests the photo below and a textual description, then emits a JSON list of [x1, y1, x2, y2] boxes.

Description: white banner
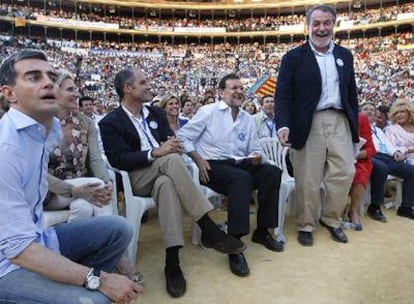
[[174, 27, 225, 33], [48, 17, 119, 30]]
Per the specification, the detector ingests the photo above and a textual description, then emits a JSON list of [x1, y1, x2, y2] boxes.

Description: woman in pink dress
[[385, 98, 414, 165]]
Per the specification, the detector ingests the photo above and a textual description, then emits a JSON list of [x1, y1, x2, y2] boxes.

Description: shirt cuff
[[148, 150, 155, 162]]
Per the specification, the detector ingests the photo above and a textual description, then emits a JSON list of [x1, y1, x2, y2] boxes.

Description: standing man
[[275, 5, 359, 246], [178, 74, 282, 278], [0, 50, 143, 303], [98, 68, 245, 298]]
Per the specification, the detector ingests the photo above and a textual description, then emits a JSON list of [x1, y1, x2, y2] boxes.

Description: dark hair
[[79, 96, 94, 107], [305, 5, 336, 26], [218, 74, 240, 90], [0, 49, 48, 86], [114, 68, 135, 100], [377, 105, 390, 115], [260, 94, 274, 105]]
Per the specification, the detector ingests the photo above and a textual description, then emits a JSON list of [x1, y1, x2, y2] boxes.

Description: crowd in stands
[[1, 2, 413, 31], [0, 31, 412, 111]]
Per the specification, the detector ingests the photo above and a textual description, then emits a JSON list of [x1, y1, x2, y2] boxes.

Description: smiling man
[[98, 68, 246, 298], [178, 74, 283, 277], [275, 5, 359, 247]]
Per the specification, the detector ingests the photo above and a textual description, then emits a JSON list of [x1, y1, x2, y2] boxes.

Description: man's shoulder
[[99, 107, 121, 125]]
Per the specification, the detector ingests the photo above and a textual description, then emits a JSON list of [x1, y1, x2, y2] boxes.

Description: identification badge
[[379, 143, 388, 154]]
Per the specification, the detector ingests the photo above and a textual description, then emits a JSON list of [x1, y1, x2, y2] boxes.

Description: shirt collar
[[309, 40, 335, 56], [218, 100, 245, 118], [121, 104, 149, 120]]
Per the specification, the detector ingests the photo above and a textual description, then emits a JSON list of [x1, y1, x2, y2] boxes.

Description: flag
[[255, 76, 277, 97], [15, 17, 26, 27]]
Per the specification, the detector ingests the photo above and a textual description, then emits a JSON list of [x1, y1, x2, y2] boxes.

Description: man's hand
[[277, 129, 291, 147], [151, 137, 182, 158], [71, 183, 104, 206], [250, 153, 262, 166], [99, 272, 144, 304], [393, 151, 406, 162], [194, 157, 211, 184]]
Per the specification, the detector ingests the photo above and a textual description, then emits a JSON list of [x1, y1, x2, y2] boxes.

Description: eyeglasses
[[225, 86, 245, 92]]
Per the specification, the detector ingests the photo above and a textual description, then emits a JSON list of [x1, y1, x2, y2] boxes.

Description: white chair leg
[[275, 184, 289, 244], [125, 204, 143, 265]]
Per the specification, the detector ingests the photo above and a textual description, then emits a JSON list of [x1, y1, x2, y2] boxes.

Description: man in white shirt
[[178, 74, 283, 278], [99, 68, 246, 298]]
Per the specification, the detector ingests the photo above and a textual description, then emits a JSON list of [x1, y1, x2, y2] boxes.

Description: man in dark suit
[[98, 68, 245, 298], [275, 5, 359, 247]]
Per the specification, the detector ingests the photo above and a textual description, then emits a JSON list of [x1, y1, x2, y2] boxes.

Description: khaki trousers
[[129, 153, 213, 248], [290, 110, 355, 231]]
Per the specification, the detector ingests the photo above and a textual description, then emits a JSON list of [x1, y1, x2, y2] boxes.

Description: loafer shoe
[[229, 253, 250, 277], [252, 229, 284, 252], [201, 233, 246, 254], [397, 207, 414, 220], [297, 231, 313, 247], [165, 267, 186, 298], [367, 205, 387, 223], [319, 220, 348, 243]]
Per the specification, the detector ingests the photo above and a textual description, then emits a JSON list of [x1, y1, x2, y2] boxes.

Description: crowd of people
[[1, 2, 413, 31], [0, 3, 414, 304]]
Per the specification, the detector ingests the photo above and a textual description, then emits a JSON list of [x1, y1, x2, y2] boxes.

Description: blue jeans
[[371, 153, 414, 208], [0, 216, 132, 304]]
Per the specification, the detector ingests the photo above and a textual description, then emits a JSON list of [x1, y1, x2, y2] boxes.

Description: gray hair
[[305, 5, 336, 26]]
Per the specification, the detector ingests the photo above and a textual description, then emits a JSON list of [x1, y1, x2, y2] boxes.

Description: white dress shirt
[[309, 41, 342, 111], [177, 100, 262, 160], [371, 125, 398, 156]]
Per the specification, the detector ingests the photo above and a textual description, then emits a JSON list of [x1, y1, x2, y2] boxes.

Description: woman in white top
[[385, 98, 414, 165]]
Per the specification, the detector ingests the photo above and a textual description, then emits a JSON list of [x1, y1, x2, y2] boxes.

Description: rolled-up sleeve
[[177, 107, 209, 154], [0, 144, 39, 260]]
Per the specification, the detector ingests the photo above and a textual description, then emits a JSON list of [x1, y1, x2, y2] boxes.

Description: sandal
[[348, 211, 363, 231]]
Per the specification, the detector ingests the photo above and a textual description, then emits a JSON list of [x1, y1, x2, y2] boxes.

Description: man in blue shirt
[[0, 50, 142, 303], [178, 74, 282, 277]]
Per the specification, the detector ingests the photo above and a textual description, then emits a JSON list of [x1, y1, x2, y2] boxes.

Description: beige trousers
[[129, 153, 213, 248], [290, 110, 355, 231]]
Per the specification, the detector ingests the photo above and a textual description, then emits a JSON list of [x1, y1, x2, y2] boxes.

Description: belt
[[318, 107, 344, 113]]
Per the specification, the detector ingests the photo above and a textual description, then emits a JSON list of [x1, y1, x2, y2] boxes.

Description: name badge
[[379, 143, 388, 154]]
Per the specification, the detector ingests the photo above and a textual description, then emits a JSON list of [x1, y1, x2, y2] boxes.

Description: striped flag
[[253, 76, 277, 97]]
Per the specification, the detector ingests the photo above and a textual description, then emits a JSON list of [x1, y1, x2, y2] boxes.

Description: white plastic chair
[[105, 163, 156, 264], [259, 137, 295, 244], [360, 175, 403, 215]]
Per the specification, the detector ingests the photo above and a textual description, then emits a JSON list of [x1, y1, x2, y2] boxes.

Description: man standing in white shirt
[[178, 74, 283, 278]]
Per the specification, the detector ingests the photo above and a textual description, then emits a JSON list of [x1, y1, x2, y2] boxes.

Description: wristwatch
[[84, 267, 101, 290]]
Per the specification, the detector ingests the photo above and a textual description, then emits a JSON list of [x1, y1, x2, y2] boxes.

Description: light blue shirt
[[177, 100, 262, 160], [254, 111, 276, 139], [309, 41, 342, 111], [371, 125, 398, 156], [0, 108, 62, 278]]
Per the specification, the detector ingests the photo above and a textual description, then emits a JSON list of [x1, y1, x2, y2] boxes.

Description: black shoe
[[252, 229, 284, 252], [164, 267, 186, 298], [367, 205, 387, 223], [201, 232, 246, 254], [397, 207, 414, 220], [229, 253, 250, 277], [319, 220, 348, 243], [297, 231, 313, 247]]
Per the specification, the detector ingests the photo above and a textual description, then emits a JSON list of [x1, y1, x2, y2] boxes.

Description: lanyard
[[371, 126, 384, 145], [140, 109, 155, 149], [264, 119, 274, 137]]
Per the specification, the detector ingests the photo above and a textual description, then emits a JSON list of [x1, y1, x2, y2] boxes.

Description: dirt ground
[[131, 206, 414, 304]]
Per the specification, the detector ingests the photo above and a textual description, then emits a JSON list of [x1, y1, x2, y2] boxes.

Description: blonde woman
[[44, 71, 143, 284], [158, 93, 188, 134], [385, 98, 414, 165]]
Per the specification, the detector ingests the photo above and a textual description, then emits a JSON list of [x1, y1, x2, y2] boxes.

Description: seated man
[[254, 94, 277, 138], [0, 50, 142, 303], [98, 68, 245, 298], [360, 102, 414, 222], [177, 74, 282, 277]]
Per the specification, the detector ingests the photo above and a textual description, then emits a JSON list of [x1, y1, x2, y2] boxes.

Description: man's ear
[[1, 86, 17, 104]]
